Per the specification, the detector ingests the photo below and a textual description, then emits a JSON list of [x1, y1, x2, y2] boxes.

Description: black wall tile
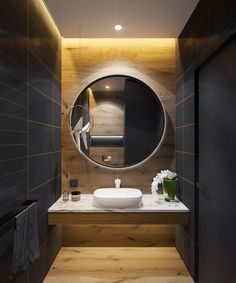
[[0, 115, 27, 132], [0, 131, 27, 145], [183, 181, 195, 212], [176, 76, 184, 103], [0, 182, 28, 211], [29, 154, 54, 190], [176, 152, 184, 177], [176, 225, 184, 256], [0, 170, 28, 191], [176, 127, 184, 152], [53, 127, 61, 152], [29, 123, 53, 155], [0, 158, 28, 177], [176, 1, 236, 280], [53, 152, 61, 177], [52, 175, 61, 201], [183, 95, 195, 125], [183, 125, 195, 153], [29, 1, 54, 41], [29, 87, 53, 124], [0, 1, 61, 282], [29, 17, 53, 71], [183, 70, 195, 98], [0, 229, 14, 283], [0, 0, 28, 33], [0, 98, 27, 119], [53, 79, 61, 103], [183, 154, 195, 183], [29, 53, 53, 98], [176, 177, 184, 201], [0, 146, 27, 160], [184, 211, 197, 242], [0, 54, 27, 83], [0, 82, 27, 107], [53, 103, 61, 127], [37, 213, 58, 248], [176, 103, 183, 127], [183, 234, 196, 278], [0, 71, 28, 96]]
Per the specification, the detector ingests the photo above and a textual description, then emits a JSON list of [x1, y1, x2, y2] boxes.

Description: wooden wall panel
[[62, 38, 176, 192]]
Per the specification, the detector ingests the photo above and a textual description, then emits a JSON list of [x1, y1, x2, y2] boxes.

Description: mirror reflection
[[71, 75, 165, 168]]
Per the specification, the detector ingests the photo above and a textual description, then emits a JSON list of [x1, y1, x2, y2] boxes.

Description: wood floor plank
[[44, 247, 194, 283]]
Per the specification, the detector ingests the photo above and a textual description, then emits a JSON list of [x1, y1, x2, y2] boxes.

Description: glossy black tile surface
[[0, 182, 28, 210], [183, 96, 195, 125], [53, 175, 61, 201], [183, 234, 195, 276], [29, 154, 54, 190], [0, 97, 27, 119], [183, 181, 195, 212], [29, 123, 53, 155], [29, 17, 53, 71], [0, 70, 28, 96], [29, 52, 53, 98], [176, 128, 184, 152], [176, 103, 183, 127], [0, 146, 27, 160], [176, 152, 184, 177], [53, 127, 61, 152], [0, 170, 28, 191], [53, 79, 61, 102], [0, 158, 27, 177], [29, 87, 53, 124], [176, 0, 236, 280], [53, 103, 61, 127], [0, 131, 27, 145], [183, 125, 194, 153], [183, 69, 195, 98], [183, 154, 195, 183], [176, 177, 184, 201], [0, 82, 27, 107], [53, 152, 61, 177], [37, 213, 52, 245], [0, 0, 61, 282]]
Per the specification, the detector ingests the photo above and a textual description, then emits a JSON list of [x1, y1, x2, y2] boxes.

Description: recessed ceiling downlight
[[114, 24, 123, 31]]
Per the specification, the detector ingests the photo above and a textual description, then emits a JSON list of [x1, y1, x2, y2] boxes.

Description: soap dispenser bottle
[[115, 176, 121, 188]]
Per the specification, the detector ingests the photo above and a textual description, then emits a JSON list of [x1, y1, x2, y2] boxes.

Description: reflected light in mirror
[[114, 24, 123, 31]]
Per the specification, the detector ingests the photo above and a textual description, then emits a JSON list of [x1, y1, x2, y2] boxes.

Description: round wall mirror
[[70, 75, 166, 169]]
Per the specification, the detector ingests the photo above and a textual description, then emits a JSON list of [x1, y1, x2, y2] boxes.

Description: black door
[[198, 35, 236, 283]]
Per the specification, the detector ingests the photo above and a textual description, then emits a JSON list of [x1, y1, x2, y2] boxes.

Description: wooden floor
[[44, 247, 194, 283]]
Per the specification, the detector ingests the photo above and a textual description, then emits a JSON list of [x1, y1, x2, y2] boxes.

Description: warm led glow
[[114, 24, 123, 31], [105, 85, 110, 89]]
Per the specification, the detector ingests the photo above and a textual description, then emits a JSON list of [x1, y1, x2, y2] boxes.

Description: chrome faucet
[[115, 176, 121, 188]]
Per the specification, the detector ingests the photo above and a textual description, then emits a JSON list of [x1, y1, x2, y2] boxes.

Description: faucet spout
[[115, 176, 121, 188]]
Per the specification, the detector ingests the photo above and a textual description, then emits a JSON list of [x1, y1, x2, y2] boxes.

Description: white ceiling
[[44, 0, 199, 38]]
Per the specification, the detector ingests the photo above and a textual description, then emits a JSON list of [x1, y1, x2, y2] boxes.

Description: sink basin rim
[[93, 188, 142, 208], [94, 188, 142, 198]]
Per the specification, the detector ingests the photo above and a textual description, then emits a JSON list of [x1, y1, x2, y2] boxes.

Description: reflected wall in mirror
[[70, 75, 166, 169]]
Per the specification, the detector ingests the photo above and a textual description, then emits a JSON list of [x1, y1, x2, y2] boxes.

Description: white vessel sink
[[93, 188, 142, 208]]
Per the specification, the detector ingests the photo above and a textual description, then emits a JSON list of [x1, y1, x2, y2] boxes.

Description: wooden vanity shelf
[[48, 211, 189, 225]]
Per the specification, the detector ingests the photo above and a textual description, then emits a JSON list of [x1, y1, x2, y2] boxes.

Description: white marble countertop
[[48, 194, 189, 213]]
